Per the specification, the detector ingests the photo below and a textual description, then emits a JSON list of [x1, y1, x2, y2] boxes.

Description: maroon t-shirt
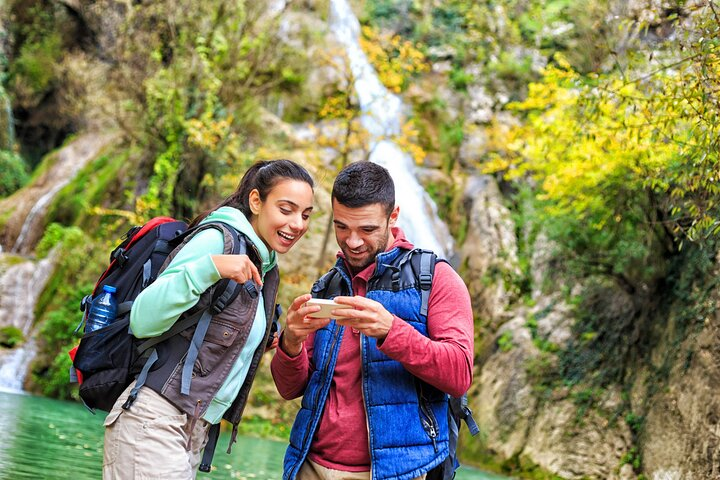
[[271, 229, 474, 471]]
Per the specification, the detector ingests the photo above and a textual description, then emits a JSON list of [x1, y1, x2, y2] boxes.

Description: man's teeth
[[278, 232, 295, 241]]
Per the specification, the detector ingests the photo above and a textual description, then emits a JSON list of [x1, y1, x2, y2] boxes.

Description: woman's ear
[[249, 188, 262, 215]]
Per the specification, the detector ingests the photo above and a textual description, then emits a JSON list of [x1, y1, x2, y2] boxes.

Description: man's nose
[[346, 232, 363, 249]]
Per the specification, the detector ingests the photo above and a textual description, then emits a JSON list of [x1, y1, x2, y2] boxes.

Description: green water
[[0, 390, 508, 479]]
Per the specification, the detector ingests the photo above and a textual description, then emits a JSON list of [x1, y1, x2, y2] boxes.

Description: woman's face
[[249, 179, 314, 254]]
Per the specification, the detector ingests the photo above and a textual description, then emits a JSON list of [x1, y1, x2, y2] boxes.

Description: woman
[[102, 159, 314, 479]]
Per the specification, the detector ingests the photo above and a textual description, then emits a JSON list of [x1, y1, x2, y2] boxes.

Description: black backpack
[[312, 249, 480, 479], [69, 217, 264, 413]]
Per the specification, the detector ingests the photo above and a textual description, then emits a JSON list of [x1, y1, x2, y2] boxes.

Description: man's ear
[[388, 205, 400, 227], [249, 189, 262, 215]]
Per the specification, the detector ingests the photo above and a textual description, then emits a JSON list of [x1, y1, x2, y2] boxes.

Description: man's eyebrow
[[332, 220, 379, 229]]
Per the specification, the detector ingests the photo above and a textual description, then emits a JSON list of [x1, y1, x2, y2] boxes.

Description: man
[[271, 162, 474, 480]]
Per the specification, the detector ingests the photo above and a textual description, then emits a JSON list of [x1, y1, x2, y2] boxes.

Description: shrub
[[0, 326, 24, 348], [0, 150, 29, 197]]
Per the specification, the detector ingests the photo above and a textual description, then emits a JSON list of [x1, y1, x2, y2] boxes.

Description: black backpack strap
[[122, 348, 159, 410], [418, 251, 434, 317], [453, 393, 480, 436], [393, 248, 436, 316], [199, 423, 222, 472], [311, 267, 346, 298]]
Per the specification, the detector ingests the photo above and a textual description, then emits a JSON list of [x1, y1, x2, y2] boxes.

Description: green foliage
[[33, 290, 89, 399], [497, 330, 514, 352], [0, 326, 24, 348], [111, 0, 311, 220], [34, 348, 77, 400], [46, 149, 131, 229], [620, 446, 642, 471], [484, 3, 720, 292], [6, 1, 67, 107], [30, 222, 103, 397], [625, 412, 644, 436], [235, 415, 290, 441], [10, 31, 61, 94], [35, 223, 83, 259], [0, 150, 29, 197]]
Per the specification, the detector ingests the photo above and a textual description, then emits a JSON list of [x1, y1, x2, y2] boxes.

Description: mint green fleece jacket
[[130, 206, 277, 423]]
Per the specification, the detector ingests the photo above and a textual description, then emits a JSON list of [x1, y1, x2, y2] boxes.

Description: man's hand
[[281, 294, 331, 357], [333, 296, 394, 341]]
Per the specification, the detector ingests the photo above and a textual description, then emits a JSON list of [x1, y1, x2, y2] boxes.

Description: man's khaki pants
[[102, 382, 210, 479], [298, 459, 427, 480]]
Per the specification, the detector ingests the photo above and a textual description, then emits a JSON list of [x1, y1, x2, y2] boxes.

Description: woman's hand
[[211, 254, 263, 286], [281, 294, 330, 357]]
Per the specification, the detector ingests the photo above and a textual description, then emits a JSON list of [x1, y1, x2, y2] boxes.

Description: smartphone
[[305, 298, 351, 319]]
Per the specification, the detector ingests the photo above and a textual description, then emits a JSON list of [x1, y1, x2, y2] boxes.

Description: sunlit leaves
[[359, 25, 428, 93], [482, 6, 719, 286]]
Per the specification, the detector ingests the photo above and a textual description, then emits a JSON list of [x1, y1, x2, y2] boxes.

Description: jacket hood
[[201, 206, 277, 275]]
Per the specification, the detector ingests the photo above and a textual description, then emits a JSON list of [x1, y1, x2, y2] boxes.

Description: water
[[84, 285, 117, 333], [0, 390, 508, 480], [328, 0, 455, 258]]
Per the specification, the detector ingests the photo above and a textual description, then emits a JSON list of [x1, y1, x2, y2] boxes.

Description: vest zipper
[[300, 323, 343, 457], [418, 388, 439, 452], [360, 333, 373, 479]]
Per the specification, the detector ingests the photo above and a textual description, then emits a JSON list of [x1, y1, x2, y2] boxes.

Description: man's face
[[332, 200, 399, 274]]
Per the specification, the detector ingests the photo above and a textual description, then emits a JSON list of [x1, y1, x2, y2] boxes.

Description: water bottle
[[85, 285, 118, 333]]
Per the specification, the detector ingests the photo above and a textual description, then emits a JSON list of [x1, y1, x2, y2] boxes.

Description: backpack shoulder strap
[[417, 250, 435, 317], [450, 393, 480, 436], [311, 266, 347, 299], [394, 248, 440, 317]]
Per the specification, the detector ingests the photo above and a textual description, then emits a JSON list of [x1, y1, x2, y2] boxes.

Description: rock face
[[460, 174, 636, 478], [460, 174, 519, 325], [458, 172, 720, 479], [641, 278, 720, 479]]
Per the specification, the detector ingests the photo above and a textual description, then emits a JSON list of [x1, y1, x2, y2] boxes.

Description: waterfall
[[8, 133, 114, 254], [0, 133, 115, 391], [11, 181, 69, 254], [328, 0, 455, 258], [0, 253, 56, 392], [0, 341, 37, 393]]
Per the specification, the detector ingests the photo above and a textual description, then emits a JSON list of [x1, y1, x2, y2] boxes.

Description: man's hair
[[332, 162, 395, 215]]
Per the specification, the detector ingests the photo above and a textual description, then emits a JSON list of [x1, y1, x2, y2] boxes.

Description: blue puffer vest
[[283, 247, 449, 480]]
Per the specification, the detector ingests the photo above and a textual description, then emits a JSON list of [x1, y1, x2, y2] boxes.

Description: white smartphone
[[305, 298, 351, 319]]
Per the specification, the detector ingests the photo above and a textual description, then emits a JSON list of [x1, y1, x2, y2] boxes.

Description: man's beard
[[342, 230, 389, 274]]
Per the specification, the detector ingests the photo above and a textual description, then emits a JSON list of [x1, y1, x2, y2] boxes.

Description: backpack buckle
[[419, 273, 432, 290], [111, 247, 129, 266], [210, 281, 242, 315], [80, 294, 92, 312]]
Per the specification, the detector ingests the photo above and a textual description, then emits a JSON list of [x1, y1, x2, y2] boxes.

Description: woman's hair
[[189, 159, 314, 227], [332, 161, 395, 216]]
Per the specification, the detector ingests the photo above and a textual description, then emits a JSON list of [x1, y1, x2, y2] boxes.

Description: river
[[0, 390, 509, 480]]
